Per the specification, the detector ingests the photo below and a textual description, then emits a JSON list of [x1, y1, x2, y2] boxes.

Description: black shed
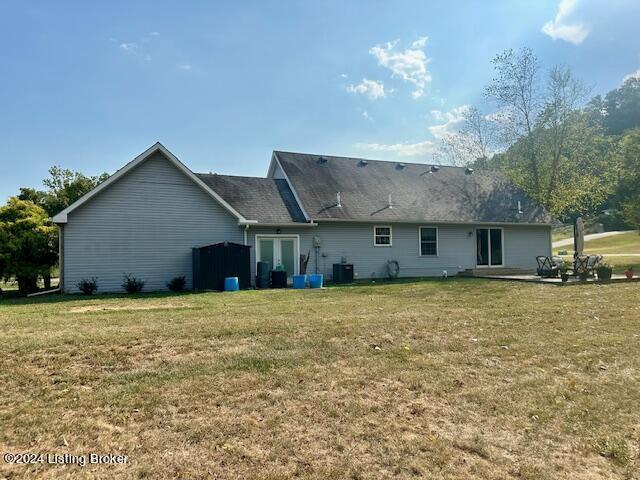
[[192, 242, 251, 291]]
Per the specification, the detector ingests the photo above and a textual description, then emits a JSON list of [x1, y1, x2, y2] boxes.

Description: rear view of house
[[52, 143, 554, 292]]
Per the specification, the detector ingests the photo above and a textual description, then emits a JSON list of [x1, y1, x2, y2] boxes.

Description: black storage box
[[192, 242, 251, 291], [333, 263, 354, 284], [270, 270, 287, 288]]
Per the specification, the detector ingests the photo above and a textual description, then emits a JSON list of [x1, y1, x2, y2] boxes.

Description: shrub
[[122, 273, 145, 293], [77, 277, 98, 295], [167, 275, 186, 292]]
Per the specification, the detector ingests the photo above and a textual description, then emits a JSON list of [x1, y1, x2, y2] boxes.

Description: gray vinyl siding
[[504, 226, 552, 269], [247, 223, 551, 282], [62, 152, 243, 293]]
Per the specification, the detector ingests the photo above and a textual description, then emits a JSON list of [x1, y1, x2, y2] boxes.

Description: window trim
[[373, 225, 393, 247], [418, 226, 439, 257]]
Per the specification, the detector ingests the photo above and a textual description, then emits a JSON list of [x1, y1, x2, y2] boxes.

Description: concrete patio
[[467, 273, 640, 286]]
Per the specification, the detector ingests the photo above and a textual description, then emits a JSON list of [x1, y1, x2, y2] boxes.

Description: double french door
[[476, 228, 503, 267], [256, 236, 299, 278]]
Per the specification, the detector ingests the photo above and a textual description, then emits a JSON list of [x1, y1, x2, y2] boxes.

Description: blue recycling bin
[[292, 274, 307, 289], [308, 274, 323, 289], [224, 276, 239, 291]]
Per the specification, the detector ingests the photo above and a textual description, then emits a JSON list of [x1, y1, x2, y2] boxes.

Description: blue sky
[[1, 0, 639, 201]]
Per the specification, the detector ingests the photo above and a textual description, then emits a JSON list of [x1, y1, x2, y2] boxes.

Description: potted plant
[[624, 266, 635, 280], [596, 262, 613, 281], [558, 261, 570, 282]]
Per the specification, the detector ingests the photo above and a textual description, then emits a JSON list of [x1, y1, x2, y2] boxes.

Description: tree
[[485, 48, 542, 191], [478, 48, 616, 220], [603, 76, 640, 135], [0, 198, 58, 293], [17, 187, 46, 207], [435, 107, 502, 166], [615, 128, 640, 228], [38, 166, 109, 217], [537, 66, 591, 206]]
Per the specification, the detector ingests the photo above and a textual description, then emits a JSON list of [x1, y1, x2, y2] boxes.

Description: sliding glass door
[[476, 228, 503, 267]]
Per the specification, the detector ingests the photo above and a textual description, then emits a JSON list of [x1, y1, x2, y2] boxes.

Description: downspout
[[58, 224, 64, 293], [243, 224, 249, 246]]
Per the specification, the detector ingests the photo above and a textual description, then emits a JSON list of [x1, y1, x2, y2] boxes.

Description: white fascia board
[[51, 142, 247, 224], [314, 218, 555, 227]]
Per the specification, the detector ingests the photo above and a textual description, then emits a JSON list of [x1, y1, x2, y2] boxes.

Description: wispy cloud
[[622, 69, 640, 83], [119, 42, 138, 53], [542, 0, 589, 45], [369, 37, 431, 99], [428, 105, 470, 139], [356, 140, 436, 157], [340, 73, 349, 79], [362, 111, 372, 121], [149, 31, 160, 36], [178, 64, 193, 71], [346, 78, 388, 100]]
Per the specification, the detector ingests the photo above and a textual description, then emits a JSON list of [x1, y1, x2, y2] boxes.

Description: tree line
[[437, 47, 640, 227], [0, 168, 108, 293]]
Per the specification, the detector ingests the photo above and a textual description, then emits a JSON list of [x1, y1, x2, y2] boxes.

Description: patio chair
[[573, 255, 592, 277], [536, 256, 559, 277], [587, 255, 603, 271]]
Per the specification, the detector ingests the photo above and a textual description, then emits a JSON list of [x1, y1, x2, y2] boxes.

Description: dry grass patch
[[0, 280, 639, 479]]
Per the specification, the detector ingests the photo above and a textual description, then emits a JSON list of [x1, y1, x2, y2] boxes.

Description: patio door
[[476, 228, 503, 267], [256, 236, 298, 278]]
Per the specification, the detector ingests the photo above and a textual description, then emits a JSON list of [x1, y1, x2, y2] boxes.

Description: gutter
[[309, 218, 555, 227], [238, 221, 318, 227]]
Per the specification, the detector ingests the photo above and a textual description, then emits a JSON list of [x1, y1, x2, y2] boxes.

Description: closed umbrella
[[574, 217, 585, 258]]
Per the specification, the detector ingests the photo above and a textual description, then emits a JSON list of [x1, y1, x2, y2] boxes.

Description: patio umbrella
[[574, 216, 585, 258]]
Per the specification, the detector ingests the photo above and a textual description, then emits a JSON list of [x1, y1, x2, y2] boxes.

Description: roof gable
[[196, 174, 307, 224], [52, 143, 246, 224], [272, 151, 554, 224]]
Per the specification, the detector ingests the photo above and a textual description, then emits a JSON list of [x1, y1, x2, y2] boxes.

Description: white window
[[419, 227, 438, 256], [374, 226, 392, 246]]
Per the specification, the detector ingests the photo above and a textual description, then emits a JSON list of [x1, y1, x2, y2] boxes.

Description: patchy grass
[[580, 231, 640, 255], [554, 231, 640, 274], [1, 279, 639, 479]]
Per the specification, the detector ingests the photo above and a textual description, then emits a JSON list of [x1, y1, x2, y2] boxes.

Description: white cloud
[[356, 140, 436, 157], [428, 105, 470, 139], [178, 64, 192, 71], [623, 69, 640, 83], [149, 31, 160, 36], [362, 111, 372, 121], [370, 37, 431, 99], [340, 73, 349, 78], [542, 0, 589, 45], [346, 78, 388, 100], [119, 42, 138, 53]]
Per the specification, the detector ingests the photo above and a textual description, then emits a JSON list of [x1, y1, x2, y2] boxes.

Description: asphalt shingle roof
[[196, 174, 307, 224], [273, 151, 554, 224]]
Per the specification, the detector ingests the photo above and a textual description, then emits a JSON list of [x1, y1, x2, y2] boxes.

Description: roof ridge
[[273, 150, 469, 169]]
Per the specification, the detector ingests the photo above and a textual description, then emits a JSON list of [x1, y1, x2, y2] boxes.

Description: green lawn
[[1, 280, 639, 479], [578, 231, 640, 255], [554, 231, 640, 274]]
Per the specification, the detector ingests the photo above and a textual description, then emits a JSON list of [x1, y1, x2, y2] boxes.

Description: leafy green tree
[[0, 198, 58, 293], [476, 49, 617, 220], [17, 187, 47, 207], [615, 128, 640, 228], [38, 166, 109, 217], [603, 77, 640, 135]]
